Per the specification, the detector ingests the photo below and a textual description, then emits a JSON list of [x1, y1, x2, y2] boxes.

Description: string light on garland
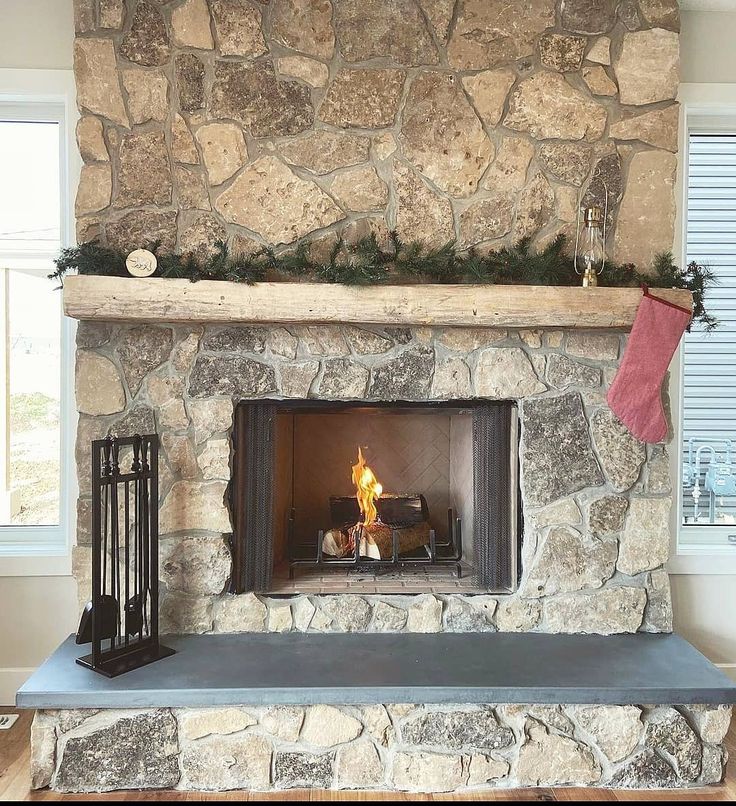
[[49, 232, 718, 331]]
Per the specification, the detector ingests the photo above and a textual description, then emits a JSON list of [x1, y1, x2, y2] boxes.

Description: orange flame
[[351, 447, 382, 527]]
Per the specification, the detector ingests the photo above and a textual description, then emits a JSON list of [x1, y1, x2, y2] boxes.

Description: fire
[[351, 447, 382, 527]]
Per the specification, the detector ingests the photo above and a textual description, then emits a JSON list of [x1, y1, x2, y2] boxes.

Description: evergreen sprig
[[51, 233, 717, 329]]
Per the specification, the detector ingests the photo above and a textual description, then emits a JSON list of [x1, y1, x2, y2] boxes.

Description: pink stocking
[[606, 285, 691, 444]]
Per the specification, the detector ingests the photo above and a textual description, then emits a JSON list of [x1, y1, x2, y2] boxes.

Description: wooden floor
[[1, 709, 735, 802]]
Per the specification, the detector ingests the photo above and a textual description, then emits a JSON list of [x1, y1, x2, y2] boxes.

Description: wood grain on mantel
[[62, 275, 693, 329]]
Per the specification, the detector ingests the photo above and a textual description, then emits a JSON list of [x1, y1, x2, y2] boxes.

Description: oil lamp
[[574, 205, 606, 288]]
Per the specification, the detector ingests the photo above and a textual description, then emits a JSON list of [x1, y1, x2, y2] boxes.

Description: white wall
[[672, 8, 736, 681], [0, 0, 77, 705]]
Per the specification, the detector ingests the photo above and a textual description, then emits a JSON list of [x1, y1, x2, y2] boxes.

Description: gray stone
[[562, 0, 617, 34], [618, 0, 642, 30], [30, 712, 56, 790], [431, 356, 472, 399], [175, 53, 205, 113], [448, 0, 555, 69], [459, 194, 515, 246], [588, 495, 628, 537], [646, 707, 702, 782], [690, 704, 733, 744], [106, 210, 178, 254], [618, 497, 671, 577], [371, 601, 408, 632], [567, 332, 620, 361], [335, 0, 438, 65], [610, 749, 678, 788], [261, 706, 305, 742], [211, 60, 313, 137], [320, 69, 405, 129], [547, 355, 601, 389], [544, 588, 646, 635], [180, 733, 272, 791], [521, 393, 604, 507], [517, 720, 601, 786], [344, 327, 393, 355], [616, 29, 679, 106], [475, 347, 546, 399], [524, 526, 617, 597], [116, 326, 173, 396], [175, 166, 210, 211], [280, 131, 370, 175], [120, 1, 171, 66], [55, 710, 179, 793], [211, 0, 266, 56], [318, 596, 372, 632], [318, 358, 369, 398], [401, 72, 493, 198], [159, 480, 230, 535], [539, 33, 587, 72], [701, 744, 726, 785], [274, 751, 334, 789], [271, 0, 335, 60], [115, 131, 172, 209], [110, 404, 156, 438], [369, 348, 434, 400], [481, 137, 534, 193], [504, 72, 607, 141], [581, 152, 623, 230], [203, 327, 266, 353], [401, 707, 513, 752], [643, 568, 673, 633], [539, 143, 591, 187], [591, 409, 646, 492], [393, 161, 454, 245], [280, 360, 319, 398], [160, 536, 231, 596], [445, 597, 496, 632], [640, 0, 680, 30], [188, 354, 276, 398], [514, 171, 555, 240]]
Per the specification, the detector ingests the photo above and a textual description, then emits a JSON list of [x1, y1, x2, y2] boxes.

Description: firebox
[[231, 400, 520, 595]]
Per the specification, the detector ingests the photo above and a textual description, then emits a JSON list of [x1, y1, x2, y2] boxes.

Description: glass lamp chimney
[[576, 206, 606, 288]]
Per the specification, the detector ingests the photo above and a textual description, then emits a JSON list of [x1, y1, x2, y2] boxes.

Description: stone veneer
[[73, 0, 679, 270], [31, 703, 731, 792], [73, 321, 674, 636]]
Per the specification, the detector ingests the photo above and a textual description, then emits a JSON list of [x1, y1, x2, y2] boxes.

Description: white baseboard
[[0, 668, 34, 707], [717, 663, 736, 682]]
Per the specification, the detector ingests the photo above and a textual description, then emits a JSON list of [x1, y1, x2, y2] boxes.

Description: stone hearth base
[[32, 704, 731, 793]]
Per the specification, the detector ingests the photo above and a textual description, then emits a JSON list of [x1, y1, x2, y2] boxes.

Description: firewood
[[330, 494, 429, 528], [359, 520, 431, 559]]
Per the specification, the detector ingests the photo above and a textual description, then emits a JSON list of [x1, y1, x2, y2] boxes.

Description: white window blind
[[681, 133, 736, 541]]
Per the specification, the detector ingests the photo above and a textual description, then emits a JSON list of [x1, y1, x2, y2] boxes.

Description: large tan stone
[[335, 0, 438, 65], [330, 166, 388, 212], [159, 480, 230, 535], [393, 161, 454, 246], [545, 588, 647, 635], [75, 351, 125, 415], [280, 130, 370, 175], [618, 497, 671, 576], [175, 166, 210, 211], [336, 739, 384, 788], [179, 213, 228, 260], [171, 0, 214, 49], [74, 39, 128, 126], [401, 72, 493, 198], [482, 136, 534, 193], [514, 171, 555, 240], [196, 123, 247, 186], [517, 721, 601, 786], [189, 398, 233, 444], [448, 0, 555, 69], [160, 536, 231, 595], [420, 0, 454, 43], [172, 114, 199, 164], [459, 193, 515, 247], [211, 60, 313, 138], [180, 733, 272, 791], [76, 164, 112, 216], [99, 0, 125, 29], [587, 37, 611, 65], [277, 56, 328, 88], [178, 708, 257, 741], [122, 69, 169, 125], [261, 706, 305, 741], [610, 105, 679, 153], [462, 69, 516, 127], [197, 438, 230, 480], [160, 591, 213, 634], [215, 156, 343, 245], [114, 131, 172, 208], [569, 705, 642, 762], [616, 29, 679, 106], [591, 408, 646, 491], [583, 65, 618, 97], [504, 73, 607, 141], [211, 0, 266, 57], [406, 595, 443, 632], [475, 347, 546, 398], [320, 69, 405, 129], [271, 0, 335, 60], [392, 752, 464, 792], [76, 116, 108, 163], [214, 593, 267, 632], [301, 705, 363, 746], [614, 150, 677, 270]]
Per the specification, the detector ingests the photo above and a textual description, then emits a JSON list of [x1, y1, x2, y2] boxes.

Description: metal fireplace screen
[[231, 400, 519, 594]]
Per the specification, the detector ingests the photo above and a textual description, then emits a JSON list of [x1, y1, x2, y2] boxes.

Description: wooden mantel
[[62, 275, 693, 329]]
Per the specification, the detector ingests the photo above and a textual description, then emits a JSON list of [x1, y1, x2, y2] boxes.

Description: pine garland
[[50, 233, 718, 330]]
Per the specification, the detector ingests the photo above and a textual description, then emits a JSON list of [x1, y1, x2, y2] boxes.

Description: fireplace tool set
[[76, 434, 174, 677]]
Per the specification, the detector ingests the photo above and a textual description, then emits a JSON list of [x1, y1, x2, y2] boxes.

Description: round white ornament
[[125, 249, 158, 277]]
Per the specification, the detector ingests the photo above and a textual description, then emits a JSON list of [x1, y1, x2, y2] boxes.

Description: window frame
[[671, 83, 736, 575], [0, 69, 79, 576]]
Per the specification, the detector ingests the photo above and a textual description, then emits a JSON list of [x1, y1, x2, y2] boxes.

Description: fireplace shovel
[[75, 595, 119, 644]]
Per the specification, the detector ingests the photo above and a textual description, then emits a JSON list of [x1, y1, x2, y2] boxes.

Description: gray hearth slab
[[17, 632, 736, 709]]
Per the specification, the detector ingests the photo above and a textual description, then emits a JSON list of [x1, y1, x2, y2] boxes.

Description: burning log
[[329, 494, 429, 528], [358, 520, 431, 558]]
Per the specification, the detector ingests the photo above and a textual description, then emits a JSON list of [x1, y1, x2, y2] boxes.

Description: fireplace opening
[[231, 400, 521, 595]]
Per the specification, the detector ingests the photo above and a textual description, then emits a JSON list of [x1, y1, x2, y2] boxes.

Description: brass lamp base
[[581, 267, 599, 288]]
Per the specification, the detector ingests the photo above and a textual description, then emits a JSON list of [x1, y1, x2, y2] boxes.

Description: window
[[0, 69, 77, 570], [678, 92, 736, 565]]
